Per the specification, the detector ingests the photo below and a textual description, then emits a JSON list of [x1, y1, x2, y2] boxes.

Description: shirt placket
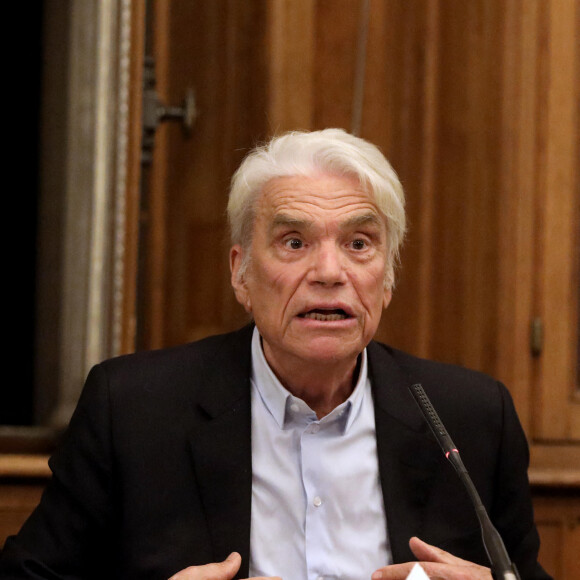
[[301, 418, 332, 580]]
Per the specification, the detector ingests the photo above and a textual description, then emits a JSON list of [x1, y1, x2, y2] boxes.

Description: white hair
[[227, 128, 406, 288]]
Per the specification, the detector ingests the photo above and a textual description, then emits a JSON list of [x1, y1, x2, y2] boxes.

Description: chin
[[296, 337, 363, 364]]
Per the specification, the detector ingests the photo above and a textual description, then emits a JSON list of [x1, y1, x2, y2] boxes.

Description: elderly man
[[1, 130, 550, 580]]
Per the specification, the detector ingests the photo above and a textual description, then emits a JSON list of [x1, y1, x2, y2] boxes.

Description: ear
[[382, 287, 392, 310], [230, 244, 252, 313]]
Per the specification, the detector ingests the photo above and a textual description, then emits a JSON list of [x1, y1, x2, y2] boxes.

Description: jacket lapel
[[188, 325, 254, 578], [367, 341, 441, 564]]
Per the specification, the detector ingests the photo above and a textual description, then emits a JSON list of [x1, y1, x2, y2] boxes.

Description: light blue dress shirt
[[248, 328, 391, 580]]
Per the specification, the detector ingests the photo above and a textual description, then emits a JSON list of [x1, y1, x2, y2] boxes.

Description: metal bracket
[[531, 317, 543, 357]]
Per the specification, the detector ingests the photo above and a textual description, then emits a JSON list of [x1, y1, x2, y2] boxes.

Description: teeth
[[302, 312, 347, 321]]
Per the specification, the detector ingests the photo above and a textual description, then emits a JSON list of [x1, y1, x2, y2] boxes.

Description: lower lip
[[296, 315, 357, 328]]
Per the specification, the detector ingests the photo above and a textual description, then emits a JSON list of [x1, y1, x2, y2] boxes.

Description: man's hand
[[168, 551, 281, 580], [371, 537, 492, 579]]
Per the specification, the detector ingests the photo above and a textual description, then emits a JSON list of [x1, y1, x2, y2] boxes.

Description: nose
[[308, 242, 347, 286]]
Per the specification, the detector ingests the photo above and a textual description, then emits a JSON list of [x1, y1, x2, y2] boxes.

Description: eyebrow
[[341, 212, 383, 229], [271, 214, 311, 229]]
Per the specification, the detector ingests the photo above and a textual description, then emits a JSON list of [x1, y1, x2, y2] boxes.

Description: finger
[[169, 552, 242, 580], [372, 561, 491, 580], [371, 562, 417, 580], [409, 537, 472, 566]]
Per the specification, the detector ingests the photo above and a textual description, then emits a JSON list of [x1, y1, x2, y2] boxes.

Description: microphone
[[408, 383, 520, 580]]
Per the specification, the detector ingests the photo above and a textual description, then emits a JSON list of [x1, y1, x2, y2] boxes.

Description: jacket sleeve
[[490, 382, 552, 580], [0, 364, 117, 579]]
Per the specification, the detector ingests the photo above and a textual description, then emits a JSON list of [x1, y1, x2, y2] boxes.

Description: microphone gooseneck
[[408, 383, 521, 580]]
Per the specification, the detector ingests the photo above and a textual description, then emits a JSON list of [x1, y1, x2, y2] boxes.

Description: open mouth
[[298, 308, 351, 321]]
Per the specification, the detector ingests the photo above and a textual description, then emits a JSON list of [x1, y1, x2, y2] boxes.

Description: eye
[[285, 238, 303, 250], [351, 238, 367, 250]]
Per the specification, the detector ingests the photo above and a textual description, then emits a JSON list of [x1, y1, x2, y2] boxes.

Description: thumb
[[216, 552, 242, 577], [409, 537, 470, 566], [168, 553, 242, 580]]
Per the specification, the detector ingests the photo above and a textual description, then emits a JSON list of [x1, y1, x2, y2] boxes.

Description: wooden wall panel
[[492, 0, 579, 443], [496, 0, 542, 436], [267, 0, 316, 132], [143, 0, 579, 474], [533, 0, 579, 441], [313, 0, 358, 130], [424, 2, 504, 373], [144, 0, 579, 445], [534, 494, 580, 580], [264, 0, 580, 481], [362, 1, 440, 356], [309, 1, 443, 358]]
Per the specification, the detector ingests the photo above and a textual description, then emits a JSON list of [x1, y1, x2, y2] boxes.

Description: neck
[[262, 345, 361, 418]]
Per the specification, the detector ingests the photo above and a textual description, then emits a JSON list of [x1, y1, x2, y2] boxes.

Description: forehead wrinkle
[[270, 210, 382, 231]]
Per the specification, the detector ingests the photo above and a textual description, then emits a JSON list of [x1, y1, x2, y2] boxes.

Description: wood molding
[[0, 455, 51, 480], [530, 469, 580, 489], [120, 0, 146, 355], [530, 444, 580, 487]]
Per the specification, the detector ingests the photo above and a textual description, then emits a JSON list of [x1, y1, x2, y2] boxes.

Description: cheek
[[258, 260, 303, 290], [357, 268, 389, 304], [247, 263, 295, 307]]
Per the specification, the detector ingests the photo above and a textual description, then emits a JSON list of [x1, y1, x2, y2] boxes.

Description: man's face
[[230, 172, 392, 372]]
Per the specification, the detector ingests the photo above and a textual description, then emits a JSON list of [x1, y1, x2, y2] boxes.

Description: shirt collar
[[250, 327, 369, 434]]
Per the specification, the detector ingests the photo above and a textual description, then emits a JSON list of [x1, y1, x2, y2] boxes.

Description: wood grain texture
[[139, 0, 579, 472], [533, 494, 580, 580]]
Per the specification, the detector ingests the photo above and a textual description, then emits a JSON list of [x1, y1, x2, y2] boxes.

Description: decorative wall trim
[[35, 1, 133, 428]]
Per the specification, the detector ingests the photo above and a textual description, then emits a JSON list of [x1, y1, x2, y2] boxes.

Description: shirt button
[[310, 423, 320, 433], [316, 576, 324, 580], [313, 496, 322, 507], [290, 403, 299, 413]]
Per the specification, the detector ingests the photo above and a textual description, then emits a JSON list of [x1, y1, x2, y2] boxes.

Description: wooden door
[[137, 0, 271, 351]]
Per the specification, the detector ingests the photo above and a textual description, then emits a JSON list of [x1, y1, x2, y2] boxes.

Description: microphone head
[[408, 383, 458, 455]]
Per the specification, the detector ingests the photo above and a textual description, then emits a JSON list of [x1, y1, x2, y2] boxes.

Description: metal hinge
[[141, 56, 197, 165], [530, 317, 543, 357]]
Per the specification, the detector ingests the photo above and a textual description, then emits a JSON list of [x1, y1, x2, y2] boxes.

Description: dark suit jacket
[[1, 325, 550, 579]]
